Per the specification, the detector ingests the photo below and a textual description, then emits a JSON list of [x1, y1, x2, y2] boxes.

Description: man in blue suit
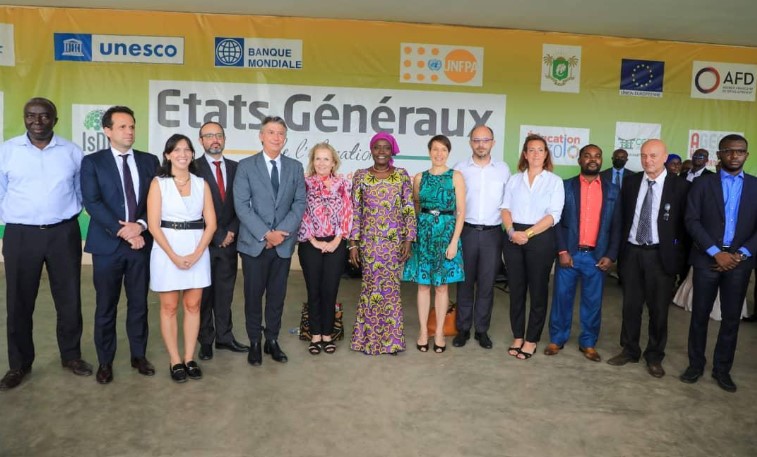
[[544, 144, 621, 362], [680, 134, 757, 392], [81, 106, 159, 384], [234, 116, 306, 366]]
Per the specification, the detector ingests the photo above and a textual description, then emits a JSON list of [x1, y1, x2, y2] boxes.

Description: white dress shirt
[[628, 169, 667, 245], [263, 151, 282, 179], [204, 154, 227, 192], [111, 147, 141, 221], [686, 167, 705, 182], [454, 157, 511, 226], [500, 169, 564, 225]]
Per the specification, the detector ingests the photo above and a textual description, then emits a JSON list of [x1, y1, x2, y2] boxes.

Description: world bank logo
[[215, 38, 244, 67]]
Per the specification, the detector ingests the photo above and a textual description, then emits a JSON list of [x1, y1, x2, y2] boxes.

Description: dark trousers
[[502, 224, 555, 342], [2, 219, 83, 370], [298, 238, 346, 335], [455, 225, 503, 333], [688, 261, 752, 375], [92, 244, 150, 364], [241, 249, 291, 342], [619, 244, 675, 363], [199, 244, 239, 345]]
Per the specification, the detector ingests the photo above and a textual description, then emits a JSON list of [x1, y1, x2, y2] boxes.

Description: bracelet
[[526, 229, 535, 238], [347, 245, 357, 250]]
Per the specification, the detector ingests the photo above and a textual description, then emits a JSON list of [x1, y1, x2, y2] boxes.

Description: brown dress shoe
[[606, 352, 639, 366], [62, 359, 93, 376], [131, 357, 156, 376], [543, 343, 563, 356], [647, 362, 665, 378], [579, 347, 601, 362], [0, 367, 31, 391]]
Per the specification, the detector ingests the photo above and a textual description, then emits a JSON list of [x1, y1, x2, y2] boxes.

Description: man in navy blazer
[[81, 106, 159, 384], [545, 145, 621, 362], [234, 116, 306, 366], [680, 134, 757, 392]]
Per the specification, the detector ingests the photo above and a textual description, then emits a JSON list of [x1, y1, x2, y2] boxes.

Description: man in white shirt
[[452, 125, 511, 349], [684, 149, 714, 182]]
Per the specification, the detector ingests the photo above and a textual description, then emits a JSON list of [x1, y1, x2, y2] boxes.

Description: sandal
[[308, 341, 322, 355], [416, 337, 429, 352], [322, 341, 336, 354], [516, 345, 537, 360], [508, 345, 523, 357], [433, 343, 446, 353]]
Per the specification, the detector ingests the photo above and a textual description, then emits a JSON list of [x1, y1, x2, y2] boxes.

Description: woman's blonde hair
[[306, 142, 341, 176]]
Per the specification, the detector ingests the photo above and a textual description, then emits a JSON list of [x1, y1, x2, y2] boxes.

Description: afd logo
[[54, 33, 184, 64]]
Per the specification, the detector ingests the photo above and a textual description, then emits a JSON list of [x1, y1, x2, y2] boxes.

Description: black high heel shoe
[[433, 343, 447, 353]]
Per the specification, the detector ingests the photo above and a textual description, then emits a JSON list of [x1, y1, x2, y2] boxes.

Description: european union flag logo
[[620, 59, 664, 97]]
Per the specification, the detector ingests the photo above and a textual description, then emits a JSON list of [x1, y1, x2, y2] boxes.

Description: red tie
[[214, 161, 226, 202]]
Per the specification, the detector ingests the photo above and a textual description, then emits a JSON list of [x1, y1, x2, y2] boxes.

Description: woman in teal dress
[[403, 135, 466, 353]]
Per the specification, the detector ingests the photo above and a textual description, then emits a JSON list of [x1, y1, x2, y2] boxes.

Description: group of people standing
[[0, 96, 753, 395]]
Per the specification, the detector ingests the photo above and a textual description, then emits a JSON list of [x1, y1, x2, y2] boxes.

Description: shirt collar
[[720, 169, 744, 180], [204, 153, 224, 166], [111, 146, 134, 158]]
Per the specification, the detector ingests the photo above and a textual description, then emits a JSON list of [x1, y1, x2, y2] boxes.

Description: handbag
[[427, 301, 458, 336], [299, 302, 344, 341]]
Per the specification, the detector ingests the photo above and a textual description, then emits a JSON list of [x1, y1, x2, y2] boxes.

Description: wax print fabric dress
[[402, 169, 464, 286], [150, 175, 211, 292], [350, 167, 417, 355]]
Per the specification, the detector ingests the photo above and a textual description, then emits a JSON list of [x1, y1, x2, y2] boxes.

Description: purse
[[427, 301, 458, 336]]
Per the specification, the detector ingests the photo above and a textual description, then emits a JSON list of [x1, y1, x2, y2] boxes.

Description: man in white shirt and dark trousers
[[452, 125, 511, 349]]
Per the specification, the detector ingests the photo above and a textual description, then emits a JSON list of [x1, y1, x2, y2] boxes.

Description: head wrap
[[666, 154, 682, 164], [370, 132, 400, 155]]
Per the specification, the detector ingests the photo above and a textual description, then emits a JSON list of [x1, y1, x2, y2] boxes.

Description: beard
[[581, 166, 600, 176]]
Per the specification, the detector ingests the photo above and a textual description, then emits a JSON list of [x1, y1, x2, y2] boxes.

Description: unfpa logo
[[400, 43, 483, 87]]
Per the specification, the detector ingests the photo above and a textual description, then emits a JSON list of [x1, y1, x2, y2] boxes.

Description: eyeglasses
[[719, 149, 748, 157], [200, 133, 225, 140], [471, 138, 493, 145], [692, 154, 707, 159]]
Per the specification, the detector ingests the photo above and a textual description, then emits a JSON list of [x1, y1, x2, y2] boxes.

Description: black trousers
[[241, 249, 291, 342], [2, 219, 83, 370], [502, 224, 555, 342], [688, 260, 752, 375], [619, 243, 675, 363], [455, 225, 503, 333], [199, 243, 239, 345], [92, 243, 150, 364], [298, 238, 346, 335]]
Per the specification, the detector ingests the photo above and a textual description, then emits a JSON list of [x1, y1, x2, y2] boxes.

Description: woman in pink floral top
[[297, 143, 353, 355]]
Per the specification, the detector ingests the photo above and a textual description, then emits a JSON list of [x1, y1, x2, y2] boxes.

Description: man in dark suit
[[607, 139, 689, 378], [544, 144, 621, 362], [680, 134, 757, 392], [684, 148, 714, 182], [195, 122, 248, 360], [81, 106, 159, 384], [234, 116, 306, 366], [599, 148, 635, 190]]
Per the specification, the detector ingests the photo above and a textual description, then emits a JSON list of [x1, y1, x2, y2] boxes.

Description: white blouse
[[500, 169, 564, 225]]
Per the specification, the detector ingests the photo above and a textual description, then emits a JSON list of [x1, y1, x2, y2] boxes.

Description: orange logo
[[444, 49, 477, 83], [400, 43, 483, 86]]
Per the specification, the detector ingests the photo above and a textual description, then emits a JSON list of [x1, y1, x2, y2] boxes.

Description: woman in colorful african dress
[[402, 135, 465, 353], [348, 132, 417, 355]]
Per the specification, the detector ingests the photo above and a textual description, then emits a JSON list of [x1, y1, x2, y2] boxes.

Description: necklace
[[173, 176, 190, 186], [369, 166, 390, 174]]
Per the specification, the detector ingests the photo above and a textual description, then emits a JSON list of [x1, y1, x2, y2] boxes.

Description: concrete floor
[[0, 265, 756, 457]]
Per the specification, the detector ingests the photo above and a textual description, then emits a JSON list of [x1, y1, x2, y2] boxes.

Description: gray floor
[[0, 265, 756, 457]]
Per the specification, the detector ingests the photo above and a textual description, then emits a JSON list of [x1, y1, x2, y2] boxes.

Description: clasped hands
[[117, 220, 145, 250], [711, 251, 744, 272], [265, 229, 289, 249]]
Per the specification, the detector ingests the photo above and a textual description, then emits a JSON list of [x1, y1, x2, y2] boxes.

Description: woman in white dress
[[147, 134, 216, 383]]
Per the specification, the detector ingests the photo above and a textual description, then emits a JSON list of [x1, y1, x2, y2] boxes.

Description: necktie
[[613, 170, 618, 185], [214, 160, 226, 202], [120, 154, 137, 222], [270, 159, 279, 197], [635, 180, 655, 245]]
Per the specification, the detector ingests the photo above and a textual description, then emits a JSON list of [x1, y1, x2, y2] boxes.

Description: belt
[[9, 214, 79, 230], [161, 219, 205, 230], [577, 245, 595, 252], [421, 208, 454, 216], [464, 222, 500, 231], [629, 242, 659, 250]]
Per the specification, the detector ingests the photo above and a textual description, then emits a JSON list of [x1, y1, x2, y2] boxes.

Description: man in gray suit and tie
[[234, 116, 306, 366]]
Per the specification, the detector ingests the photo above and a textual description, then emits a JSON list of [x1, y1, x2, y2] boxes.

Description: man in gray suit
[[233, 116, 306, 366]]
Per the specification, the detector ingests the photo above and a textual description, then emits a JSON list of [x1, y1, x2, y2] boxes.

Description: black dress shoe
[[679, 366, 703, 384], [0, 367, 31, 391], [646, 361, 665, 378], [198, 344, 213, 360], [606, 352, 639, 366], [61, 358, 93, 376], [185, 361, 203, 380], [264, 339, 288, 363], [743, 314, 757, 323], [474, 332, 493, 349], [452, 330, 470, 348], [96, 364, 113, 384], [130, 357, 156, 376], [169, 363, 188, 383], [216, 339, 250, 353], [247, 341, 262, 366], [712, 372, 737, 392]]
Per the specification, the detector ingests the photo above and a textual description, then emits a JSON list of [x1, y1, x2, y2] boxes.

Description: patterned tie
[[120, 154, 137, 222], [635, 180, 655, 245], [213, 160, 226, 202], [270, 159, 279, 197], [613, 169, 618, 185]]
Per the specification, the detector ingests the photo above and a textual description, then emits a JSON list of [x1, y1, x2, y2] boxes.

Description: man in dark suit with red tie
[[81, 106, 160, 384], [607, 139, 689, 378], [680, 134, 757, 392], [195, 122, 248, 360]]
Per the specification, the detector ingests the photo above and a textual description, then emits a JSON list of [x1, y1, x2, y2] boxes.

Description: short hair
[[305, 142, 341, 176], [578, 144, 602, 157], [261, 115, 288, 131], [199, 121, 225, 136], [428, 134, 451, 152], [157, 134, 199, 178], [612, 148, 628, 157], [24, 97, 58, 119], [468, 124, 494, 139], [517, 134, 553, 172], [102, 106, 135, 129], [719, 134, 748, 150]]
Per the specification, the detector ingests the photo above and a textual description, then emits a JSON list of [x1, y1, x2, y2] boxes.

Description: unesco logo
[[215, 38, 244, 67]]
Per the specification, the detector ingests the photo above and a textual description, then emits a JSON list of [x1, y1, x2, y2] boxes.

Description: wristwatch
[[738, 252, 749, 261]]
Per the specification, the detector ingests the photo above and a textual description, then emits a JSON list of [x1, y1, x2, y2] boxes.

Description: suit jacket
[[684, 168, 714, 181], [556, 175, 622, 262], [196, 156, 240, 247], [233, 152, 306, 258], [620, 171, 689, 275], [81, 148, 160, 255], [599, 167, 635, 188], [685, 171, 757, 268]]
